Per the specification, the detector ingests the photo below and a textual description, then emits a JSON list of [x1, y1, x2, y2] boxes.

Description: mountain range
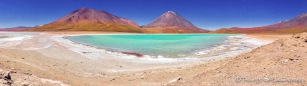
[[30, 7, 207, 33], [211, 13, 307, 34], [10, 7, 307, 34], [0, 26, 33, 31]]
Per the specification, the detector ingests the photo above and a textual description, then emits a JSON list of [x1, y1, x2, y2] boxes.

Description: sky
[[0, 0, 307, 30]]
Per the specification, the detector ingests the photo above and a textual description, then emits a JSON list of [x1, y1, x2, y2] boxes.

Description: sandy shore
[[245, 34, 292, 41], [0, 31, 304, 86], [171, 33, 307, 85]]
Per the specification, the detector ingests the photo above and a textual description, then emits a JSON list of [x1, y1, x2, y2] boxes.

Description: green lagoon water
[[66, 34, 235, 57]]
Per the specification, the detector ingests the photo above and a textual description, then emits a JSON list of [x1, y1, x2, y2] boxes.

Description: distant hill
[[30, 7, 143, 33], [211, 13, 307, 34], [0, 26, 32, 31], [142, 11, 209, 33]]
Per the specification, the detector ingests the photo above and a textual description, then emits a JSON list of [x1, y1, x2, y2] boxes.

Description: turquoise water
[[66, 34, 236, 57]]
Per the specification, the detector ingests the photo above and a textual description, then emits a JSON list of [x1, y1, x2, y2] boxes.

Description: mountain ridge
[[30, 7, 142, 32], [54, 7, 138, 27], [211, 13, 307, 34]]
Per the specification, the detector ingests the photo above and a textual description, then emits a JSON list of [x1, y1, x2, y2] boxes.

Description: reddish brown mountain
[[144, 11, 197, 28], [212, 13, 307, 34], [56, 7, 138, 27], [143, 11, 209, 33], [30, 7, 142, 32]]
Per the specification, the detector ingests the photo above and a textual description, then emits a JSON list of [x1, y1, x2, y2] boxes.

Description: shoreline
[[0, 31, 285, 66], [0, 31, 295, 85], [1, 31, 275, 63], [55, 33, 268, 60], [244, 34, 292, 41]]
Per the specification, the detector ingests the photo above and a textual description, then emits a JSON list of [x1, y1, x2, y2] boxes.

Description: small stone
[[284, 59, 289, 63], [21, 82, 29, 86], [24, 72, 32, 75], [168, 76, 182, 83], [110, 78, 116, 81], [10, 71, 16, 73]]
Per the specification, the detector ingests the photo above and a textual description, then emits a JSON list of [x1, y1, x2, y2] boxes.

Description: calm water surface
[[66, 34, 236, 57]]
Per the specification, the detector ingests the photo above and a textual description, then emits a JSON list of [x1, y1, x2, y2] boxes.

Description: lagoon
[[66, 34, 236, 58]]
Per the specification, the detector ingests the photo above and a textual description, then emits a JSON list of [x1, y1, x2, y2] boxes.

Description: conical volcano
[[144, 11, 197, 28], [143, 11, 208, 33]]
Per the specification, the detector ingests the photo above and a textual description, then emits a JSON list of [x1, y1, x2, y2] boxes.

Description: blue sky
[[0, 0, 307, 30]]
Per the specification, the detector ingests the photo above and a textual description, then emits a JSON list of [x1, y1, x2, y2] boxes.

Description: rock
[[4, 80, 13, 85], [10, 71, 16, 73], [289, 58, 300, 61], [82, 52, 90, 54], [4, 73, 11, 80], [294, 36, 300, 39], [110, 78, 116, 81], [21, 82, 29, 86], [24, 72, 32, 75], [168, 76, 182, 83], [2, 73, 13, 85], [122, 52, 143, 57], [292, 32, 307, 41]]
